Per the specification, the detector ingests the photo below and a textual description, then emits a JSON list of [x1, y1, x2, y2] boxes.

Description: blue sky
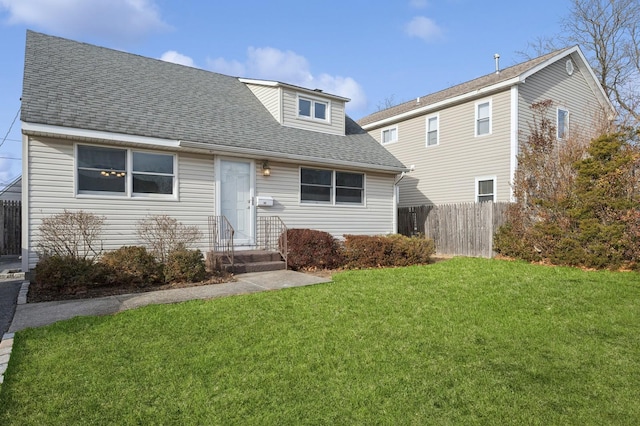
[[0, 0, 570, 188]]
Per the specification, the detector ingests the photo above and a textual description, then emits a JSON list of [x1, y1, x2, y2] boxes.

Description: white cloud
[[208, 47, 367, 113], [409, 0, 429, 8], [405, 16, 443, 42], [160, 50, 195, 67], [0, 0, 169, 42]]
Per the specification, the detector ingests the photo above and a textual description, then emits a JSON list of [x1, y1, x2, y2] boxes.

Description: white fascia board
[[179, 140, 407, 174], [519, 46, 579, 80], [21, 122, 180, 148], [239, 78, 351, 102], [362, 76, 521, 130], [520, 46, 615, 117]]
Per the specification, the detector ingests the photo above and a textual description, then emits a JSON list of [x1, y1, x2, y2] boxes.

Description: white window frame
[[557, 107, 569, 140], [299, 167, 365, 206], [475, 99, 492, 137], [297, 94, 330, 123], [426, 114, 439, 147], [75, 143, 178, 199], [475, 176, 496, 203], [381, 126, 398, 145]]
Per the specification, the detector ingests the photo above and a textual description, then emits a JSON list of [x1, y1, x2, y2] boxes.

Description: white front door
[[219, 159, 254, 246]]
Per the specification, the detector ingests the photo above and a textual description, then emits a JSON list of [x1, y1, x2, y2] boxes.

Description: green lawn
[[1, 257, 639, 424]]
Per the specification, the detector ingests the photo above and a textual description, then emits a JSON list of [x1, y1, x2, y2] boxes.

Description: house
[[0, 176, 21, 202], [20, 31, 406, 272], [358, 46, 615, 207]]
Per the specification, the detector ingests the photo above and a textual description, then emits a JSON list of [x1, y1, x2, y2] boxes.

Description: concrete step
[[227, 260, 286, 274], [227, 250, 282, 264]]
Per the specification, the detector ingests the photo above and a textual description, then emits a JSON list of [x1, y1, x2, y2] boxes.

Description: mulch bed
[[27, 273, 235, 303]]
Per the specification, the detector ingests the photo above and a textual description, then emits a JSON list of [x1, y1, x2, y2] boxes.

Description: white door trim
[[215, 157, 256, 247]]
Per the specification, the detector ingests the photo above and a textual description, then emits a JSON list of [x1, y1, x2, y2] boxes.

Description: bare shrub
[[136, 215, 203, 263], [37, 210, 105, 260]]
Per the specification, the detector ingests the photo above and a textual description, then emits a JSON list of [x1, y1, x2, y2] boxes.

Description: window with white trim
[[426, 115, 438, 146], [476, 178, 495, 202], [381, 126, 398, 144], [475, 100, 491, 136], [298, 96, 329, 121], [77, 144, 176, 197], [300, 168, 364, 205], [557, 108, 569, 139]]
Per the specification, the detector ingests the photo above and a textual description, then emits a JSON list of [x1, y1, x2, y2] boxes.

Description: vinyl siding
[[25, 137, 396, 268], [245, 83, 281, 123], [370, 90, 513, 206], [519, 52, 605, 142], [281, 88, 345, 136], [25, 136, 215, 269], [255, 161, 395, 236]]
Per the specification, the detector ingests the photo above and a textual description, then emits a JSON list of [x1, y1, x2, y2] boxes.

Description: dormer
[[240, 78, 348, 136]]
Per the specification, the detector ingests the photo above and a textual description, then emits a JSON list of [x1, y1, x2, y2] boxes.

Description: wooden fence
[[398, 202, 509, 258], [1, 200, 21, 255]]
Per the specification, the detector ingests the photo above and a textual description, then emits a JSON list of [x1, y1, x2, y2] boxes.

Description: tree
[[520, 0, 640, 125], [562, 0, 640, 124]]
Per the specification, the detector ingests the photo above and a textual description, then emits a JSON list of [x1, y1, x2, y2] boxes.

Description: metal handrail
[[208, 215, 234, 270], [257, 216, 287, 269]]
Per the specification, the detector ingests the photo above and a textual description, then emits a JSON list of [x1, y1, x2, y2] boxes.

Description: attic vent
[[566, 59, 574, 76]]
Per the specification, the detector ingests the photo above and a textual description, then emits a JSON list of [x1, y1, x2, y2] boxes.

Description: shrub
[[165, 249, 207, 283], [33, 255, 110, 294], [285, 229, 344, 270], [343, 234, 434, 269], [100, 246, 163, 287], [136, 215, 203, 263], [37, 210, 105, 260]]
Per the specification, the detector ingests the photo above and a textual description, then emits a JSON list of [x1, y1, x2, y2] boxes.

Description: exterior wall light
[[262, 161, 271, 177]]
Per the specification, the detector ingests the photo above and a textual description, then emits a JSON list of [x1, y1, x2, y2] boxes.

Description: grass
[[1, 257, 639, 424]]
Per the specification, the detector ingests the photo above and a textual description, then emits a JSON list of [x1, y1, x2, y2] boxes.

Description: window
[[476, 178, 495, 202], [300, 168, 364, 205], [426, 115, 438, 146], [298, 96, 329, 121], [476, 100, 491, 136], [557, 108, 569, 139], [382, 127, 398, 144], [77, 145, 175, 197]]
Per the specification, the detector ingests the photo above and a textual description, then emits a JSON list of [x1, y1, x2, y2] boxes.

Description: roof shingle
[[21, 31, 405, 172]]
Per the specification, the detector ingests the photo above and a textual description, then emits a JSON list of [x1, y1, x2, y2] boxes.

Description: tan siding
[[519, 52, 605, 142], [256, 162, 395, 236], [26, 137, 215, 268], [281, 89, 345, 136], [371, 90, 513, 206], [246, 84, 281, 122]]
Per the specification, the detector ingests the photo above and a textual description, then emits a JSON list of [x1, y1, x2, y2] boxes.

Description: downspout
[[393, 166, 414, 233]]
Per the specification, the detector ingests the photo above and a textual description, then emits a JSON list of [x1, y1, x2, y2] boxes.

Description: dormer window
[[298, 96, 329, 121]]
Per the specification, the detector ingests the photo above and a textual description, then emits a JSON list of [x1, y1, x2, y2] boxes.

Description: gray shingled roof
[[21, 31, 405, 172], [357, 47, 574, 127]]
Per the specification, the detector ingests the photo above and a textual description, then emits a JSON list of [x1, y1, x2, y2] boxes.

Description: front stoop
[[215, 250, 286, 274]]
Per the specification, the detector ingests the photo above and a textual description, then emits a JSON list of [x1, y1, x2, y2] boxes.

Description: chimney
[[494, 53, 500, 74]]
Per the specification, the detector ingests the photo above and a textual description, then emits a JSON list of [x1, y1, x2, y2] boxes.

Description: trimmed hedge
[[343, 234, 435, 268], [99, 246, 164, 286], [33, 255, 112, 294], [285, 228, 344, 270], [164, 249, 207, 283]]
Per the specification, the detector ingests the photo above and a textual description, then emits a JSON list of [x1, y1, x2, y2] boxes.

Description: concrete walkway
[[8, 270, 332, 333]]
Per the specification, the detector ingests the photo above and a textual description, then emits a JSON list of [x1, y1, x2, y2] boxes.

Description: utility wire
[[0, 107, 21, 150]]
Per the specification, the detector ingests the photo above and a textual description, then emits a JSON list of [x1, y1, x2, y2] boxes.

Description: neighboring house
[[358, 46, 615, 207], [20, 31, 406, 271], [0, 176, 21, 202]]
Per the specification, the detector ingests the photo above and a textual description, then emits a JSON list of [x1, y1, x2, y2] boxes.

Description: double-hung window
[[476, 100, 491, 136], [300, 168, 364, 205], [298, 97, 329, 121], [77, 144, 176, 197], [426, 115, 438, 146], [382, 126, 398, 144], [557, 108, 569, 139], [476, 177, 495, 202]]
